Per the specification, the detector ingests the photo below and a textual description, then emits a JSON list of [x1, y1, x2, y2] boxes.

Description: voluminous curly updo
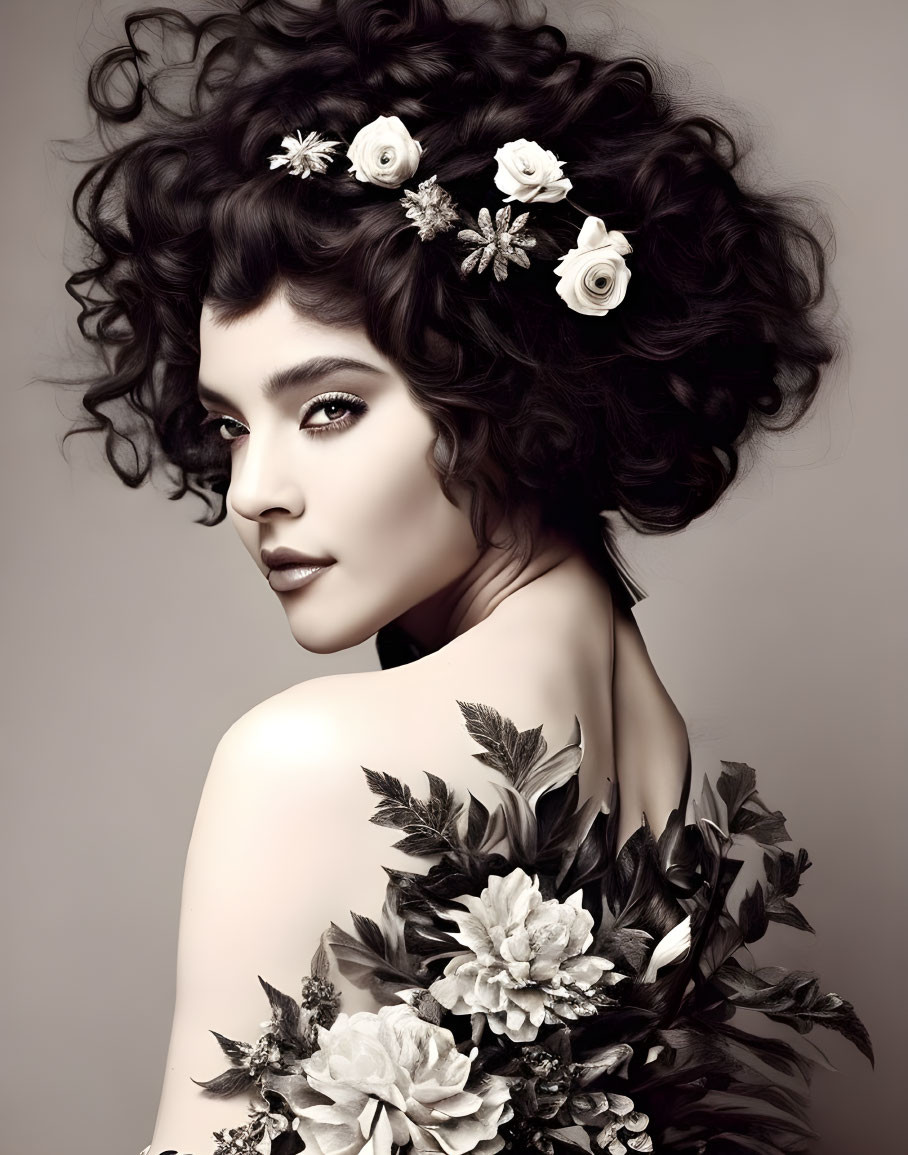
[[63, 0, 838, 608]]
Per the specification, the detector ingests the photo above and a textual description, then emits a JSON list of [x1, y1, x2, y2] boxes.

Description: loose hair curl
[[63, 0, 839, 608]]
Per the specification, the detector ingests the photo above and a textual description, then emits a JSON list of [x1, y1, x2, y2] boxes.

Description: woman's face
[[197, 289, 483, 653]]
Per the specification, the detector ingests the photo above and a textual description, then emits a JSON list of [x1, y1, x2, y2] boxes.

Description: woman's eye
[[201, 414, 247, 443], [301, 393, 367, 434]]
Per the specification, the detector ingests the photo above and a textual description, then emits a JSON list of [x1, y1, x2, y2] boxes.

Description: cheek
[[331, 419, 474, 566]]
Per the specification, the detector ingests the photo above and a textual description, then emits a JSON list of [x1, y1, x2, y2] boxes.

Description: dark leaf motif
[[322, 920, 419, 995], [694, 771, 728, 842], [465, 792, 490, 849], [665, 1089, 819, 1140], [457, 700, 522, 780], [361, 767, 461, 855], [258, 977, 304, 1046], [718, 761, 791, 846], [726, 1080, 811, 1123], [656, 807, 703, 896], [309, 942, 330, 981], [190, 1065, 255, 1096], [765, 895, 814, 933], [716, 761, 758, 824], [478, 802, 508, 854], [555, 806, 609, 892], [715, 962, 874, 1064], [350, 913, 386, 957], [764, 846, 811, 898], [362, 769, 415, 827], [517, 721, 582, 801], [697, 909, 745, 978], [734, 808, 791, 845], [738, 882, 769, 943], [491, 780, 538, 862], [533, 771, 584, 855], [592, 925, 653, 973], [208, 1029, 252, 1067], [702, 1016, 817, 1082], [457, 699, 548, 786]]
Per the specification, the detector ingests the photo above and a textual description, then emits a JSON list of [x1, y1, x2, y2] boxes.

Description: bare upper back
[[149, 560, 693, 1151], [279, 558, 691, 1009]]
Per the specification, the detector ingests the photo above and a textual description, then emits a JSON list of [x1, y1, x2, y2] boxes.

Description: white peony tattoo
[[428, 867, 624, 1043]]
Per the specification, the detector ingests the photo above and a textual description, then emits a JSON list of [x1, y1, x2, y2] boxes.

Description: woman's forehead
[[198, 293, 392, 398]]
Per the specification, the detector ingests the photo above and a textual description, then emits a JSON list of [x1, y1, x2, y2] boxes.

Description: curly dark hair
[[62, 0, 839, 610]]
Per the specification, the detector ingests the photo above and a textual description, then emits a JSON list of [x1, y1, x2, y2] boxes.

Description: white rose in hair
[[347, 115, 423, 188], [554, 215, 633, 316], [493, 138, 573, 203]]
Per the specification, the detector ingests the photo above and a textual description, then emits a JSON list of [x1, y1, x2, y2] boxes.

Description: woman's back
[[149, 555, 691, 1151], [307, 553, 691, 1013]]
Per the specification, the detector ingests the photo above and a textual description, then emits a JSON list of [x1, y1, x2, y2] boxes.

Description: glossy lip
[[267, 561, 334, 593], [262, 546, 336, 569]]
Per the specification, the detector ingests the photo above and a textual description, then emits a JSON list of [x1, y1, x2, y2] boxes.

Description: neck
[[392, 516, 582, 655]]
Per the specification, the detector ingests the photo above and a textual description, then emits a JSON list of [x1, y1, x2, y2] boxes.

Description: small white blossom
[[554, 215, 632, 316], [347, 114, 423, 188], [494, 138, 573, 204], [267, 130, 342, 178]]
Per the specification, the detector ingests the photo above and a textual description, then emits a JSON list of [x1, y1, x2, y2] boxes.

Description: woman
[[62, 1, 868, 1152]]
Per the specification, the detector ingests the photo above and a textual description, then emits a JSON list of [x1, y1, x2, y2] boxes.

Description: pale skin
[[147, 287, 690, 1153]]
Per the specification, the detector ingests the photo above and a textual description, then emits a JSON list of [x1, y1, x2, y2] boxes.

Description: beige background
[[2, 0, 904, 1151]]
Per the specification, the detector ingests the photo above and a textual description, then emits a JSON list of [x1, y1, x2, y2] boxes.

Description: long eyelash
[[198, 391, 368, 444], [199, 412, 247, 442], [301, 391, 367, 436]]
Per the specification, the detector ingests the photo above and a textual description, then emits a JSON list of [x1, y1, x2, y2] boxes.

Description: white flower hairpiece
[[347, 114, 423, 188], [554, 215, 633, 316], [267, 124, 632, 315], [458, 205, 536, 281], [493, 138, 573, 204], [267, 130, 342, 178]]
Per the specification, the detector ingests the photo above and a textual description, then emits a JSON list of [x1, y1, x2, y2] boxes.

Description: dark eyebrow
[[197, 356, 384, 407]]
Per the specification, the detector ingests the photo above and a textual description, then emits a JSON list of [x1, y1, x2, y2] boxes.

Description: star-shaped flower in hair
[[458, 205, 537, 281], [399, 175, 460, 241], [267, 129, 342, 178]]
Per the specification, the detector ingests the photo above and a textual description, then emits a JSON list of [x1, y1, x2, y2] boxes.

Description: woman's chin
[[285, 615, 380, 656]]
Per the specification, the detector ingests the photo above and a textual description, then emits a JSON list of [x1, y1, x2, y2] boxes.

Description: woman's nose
[[227, 432, 306, 522]]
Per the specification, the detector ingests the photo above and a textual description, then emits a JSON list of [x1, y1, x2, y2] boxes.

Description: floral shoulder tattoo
[[147, 700, 872, 1155]]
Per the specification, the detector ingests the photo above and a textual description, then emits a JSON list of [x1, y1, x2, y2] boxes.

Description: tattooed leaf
[[323, 921, 418, 992], [309, 942, 330, 980], [738, 882, 769, 943], [362, 769, 416, 829], [457, 700, 521, 780], [464, 792, 490, 849], [519, 727, 583, 803], [208, 1029, 251, 1066], [258, 976, 303, 1041], [190, 1065, 254, 1095], [362, 767, 460, 854], [765, 895, 814, 933], [350, 912, 386, 957]]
